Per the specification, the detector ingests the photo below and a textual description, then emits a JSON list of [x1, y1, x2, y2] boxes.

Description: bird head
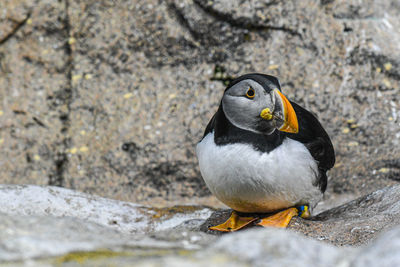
[[222, 73, 298, 135]]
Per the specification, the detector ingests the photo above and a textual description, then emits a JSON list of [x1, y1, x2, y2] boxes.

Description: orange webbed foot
[[209, 211, 258, 232]]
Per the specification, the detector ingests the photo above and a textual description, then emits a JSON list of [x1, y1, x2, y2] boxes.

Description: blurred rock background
[[1, 0, 400, 209]]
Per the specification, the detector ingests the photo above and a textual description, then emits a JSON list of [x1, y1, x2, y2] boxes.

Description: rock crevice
[[48, 0, 73, 187], [0, 12, 31, 45]]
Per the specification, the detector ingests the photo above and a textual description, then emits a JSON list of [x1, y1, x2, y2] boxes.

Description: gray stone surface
[[1, 185, 400, 266], [291, 185, 400, 246], [1, 0, 399, 206], [0, 0, 69, 186], [202, 185, 400, 246], [207, 228, 350, 267], [0, 185, 214, 234], [0, 185, 215, 263], [352, 227, 400, 267], [0, 212, 129, 262]]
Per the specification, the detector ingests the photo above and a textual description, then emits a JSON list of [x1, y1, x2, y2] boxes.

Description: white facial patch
[[222, 80, 274, 134]]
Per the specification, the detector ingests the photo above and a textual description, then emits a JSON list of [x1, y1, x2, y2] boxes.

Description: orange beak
[[275, 90, 299, 134]]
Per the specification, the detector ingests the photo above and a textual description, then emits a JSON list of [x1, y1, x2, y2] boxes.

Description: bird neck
[[214, 105, 284, 153]]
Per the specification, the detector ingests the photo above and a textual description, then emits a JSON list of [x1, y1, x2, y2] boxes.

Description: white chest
[[196, 132, 322, 213]]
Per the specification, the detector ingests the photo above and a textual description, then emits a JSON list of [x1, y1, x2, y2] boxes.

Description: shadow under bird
[[196, 73, 335, 231]]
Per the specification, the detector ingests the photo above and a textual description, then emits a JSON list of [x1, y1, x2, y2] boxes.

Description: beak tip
[[275, 90, 299, 134]]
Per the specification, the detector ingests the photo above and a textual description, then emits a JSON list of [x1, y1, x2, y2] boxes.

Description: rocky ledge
[[203, 185, 400, 246], [1, 184, 400, 266]]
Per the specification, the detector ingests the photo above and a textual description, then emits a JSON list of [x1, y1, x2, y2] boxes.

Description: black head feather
[[225, 73, 282, 93]]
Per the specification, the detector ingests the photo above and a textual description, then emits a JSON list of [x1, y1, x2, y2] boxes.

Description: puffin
[[196, 73, 335, 232]]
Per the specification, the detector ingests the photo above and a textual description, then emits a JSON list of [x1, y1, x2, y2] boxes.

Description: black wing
[[201, 113, 216, 139], [285, 102, 335, 192]]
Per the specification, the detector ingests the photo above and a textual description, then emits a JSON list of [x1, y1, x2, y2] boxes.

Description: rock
[[0, 212, 129, 262], [206, 228, 350, 267], [54, 228, 350, 267], [202, 185, 400, 246], [1, 0, 399, 206], [324, 0, 400, 199], [0, 210, 216, 264], [291, 185, 400, 246], [0, 184, 400, 265], [352, 227, 400, 266], [202, 226, 400, 267], [0, 184, 214, 234], [0, 0, 69, 186], [0, 185, 216, 263], [61, 0, 221, 204]]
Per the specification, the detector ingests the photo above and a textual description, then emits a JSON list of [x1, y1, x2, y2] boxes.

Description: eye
[[246, 87, 255, 99]]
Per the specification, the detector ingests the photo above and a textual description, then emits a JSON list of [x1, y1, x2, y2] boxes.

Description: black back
[[285, 102, 335, 192], [202, 101, 335, 193]]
